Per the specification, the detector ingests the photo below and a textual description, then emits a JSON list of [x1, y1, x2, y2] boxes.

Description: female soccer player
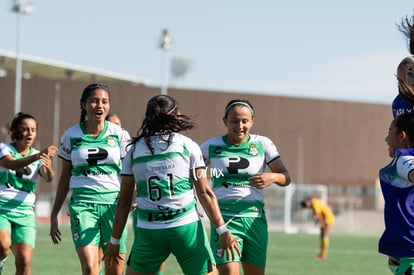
[[50, 83, 130, 275], [200, 99, 291, 275], [379, 112, 414, 274], [0, 112, 57, 274], [300, 196, 335, 259], [392, 56, 414, 117], [104, 94, 240, 275], [393, 11, 414, 116]]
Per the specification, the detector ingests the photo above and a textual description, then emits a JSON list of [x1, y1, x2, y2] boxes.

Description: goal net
[[265, 183, 328, 233]]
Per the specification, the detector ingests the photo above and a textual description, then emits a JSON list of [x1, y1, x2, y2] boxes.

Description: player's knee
[[15, 255, 32, 272], [0, 240, 11, 256]]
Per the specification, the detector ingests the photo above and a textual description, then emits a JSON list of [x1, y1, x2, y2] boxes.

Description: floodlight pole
[[12, 0, 33, 114], [159, 28, 172, 95]]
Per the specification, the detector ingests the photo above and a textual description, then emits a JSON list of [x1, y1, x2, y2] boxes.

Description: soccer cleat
[[315, 254, 327, 260]]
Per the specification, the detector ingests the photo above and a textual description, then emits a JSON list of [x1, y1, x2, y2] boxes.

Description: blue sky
[[1, 1, 414, 104]]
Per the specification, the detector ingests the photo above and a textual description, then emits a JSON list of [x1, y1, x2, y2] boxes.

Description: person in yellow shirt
[[301, 197, 335, 260]]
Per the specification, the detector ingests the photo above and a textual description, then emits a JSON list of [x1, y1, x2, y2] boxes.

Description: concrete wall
[[0, 76, 393, 208]]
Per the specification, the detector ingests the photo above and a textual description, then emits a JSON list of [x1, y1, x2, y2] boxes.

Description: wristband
[[216, 224, 229, 235], [110, 236, 120, 245]]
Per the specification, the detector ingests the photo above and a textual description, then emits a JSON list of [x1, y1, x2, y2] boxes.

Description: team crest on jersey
[[107, 136, 116, 147], [61, 144, 71, 154], [249, 144, 258, 156]]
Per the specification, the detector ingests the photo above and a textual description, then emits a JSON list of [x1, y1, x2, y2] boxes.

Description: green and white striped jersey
[[200, 134, 280, 218], [0, 142, 42, 214], [58, 121, 130, 204], [122, 133, 205, 229]]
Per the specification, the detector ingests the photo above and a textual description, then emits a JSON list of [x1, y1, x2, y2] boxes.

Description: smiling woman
[[200, 99, 291, 275], [49, 83, 131, 275]]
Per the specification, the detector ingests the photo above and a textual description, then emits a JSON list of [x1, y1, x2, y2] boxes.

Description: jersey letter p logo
[[86, 148, 108, 165], [227, 157, 249, 174]]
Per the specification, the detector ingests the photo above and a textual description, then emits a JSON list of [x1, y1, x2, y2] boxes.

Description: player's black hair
[[396, 12, 414, 105], [300, 200, 307, 208], [133, 95, 195, 155], [79, 83, 110, 123], [223, 99, 255, 118], [105, 113, 119, 120], [9, 112, 37, 141], [393, 112, 414, 145], [300, 197, 313, 208], [397, 11, 414, 55]]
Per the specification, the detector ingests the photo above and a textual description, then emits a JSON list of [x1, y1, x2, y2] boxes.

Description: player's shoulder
[[249, 134, 273, 144], [62, 123, 82, 137], [0, 142, 9, 149], [201, 135, 223, 146], [106, 121, 123, 133], [173, 133, 199, 147], [0, 142, 11, 154], [30, 147, 40, 154], [311, 198, 325, 206]]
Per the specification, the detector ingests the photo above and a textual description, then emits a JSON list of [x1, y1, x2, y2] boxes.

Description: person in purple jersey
[[392, 12, 414, 117], [379, 112, 414, 274], [392, 56, 414, 117]]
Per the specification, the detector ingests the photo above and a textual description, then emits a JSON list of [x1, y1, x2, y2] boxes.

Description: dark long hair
[[394, 112, 414, 145], [396, 12, 414, 105], [9, 112, 37, 141], [397, 11, 414, 55], [79, 83, 110, 122], [133, 95, 194, 154]]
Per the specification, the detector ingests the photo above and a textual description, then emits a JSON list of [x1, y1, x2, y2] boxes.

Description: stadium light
[[12, 0, 34, 114], [159, 28, 172, 95], [170, 56, 193, 87]]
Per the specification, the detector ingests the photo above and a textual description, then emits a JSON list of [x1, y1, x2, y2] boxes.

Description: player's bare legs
[[77, 245, 101, 275], [242, 262, 264, 275], [217, 262, 240, 275], [0, 230, 11, 272], [12, 243, 33, 275]]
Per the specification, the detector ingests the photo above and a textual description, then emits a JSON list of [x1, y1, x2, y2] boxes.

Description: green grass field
[[2, 224, 389, 275]]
